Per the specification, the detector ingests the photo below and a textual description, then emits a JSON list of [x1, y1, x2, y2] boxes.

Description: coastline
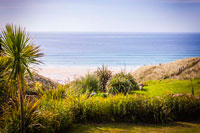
[[32, 57, 200, 84], [33, 65, 140, 83]]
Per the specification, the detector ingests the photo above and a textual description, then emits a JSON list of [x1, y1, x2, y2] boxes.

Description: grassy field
[[131, 78, 200, 97], [68, 122, 200, 133]]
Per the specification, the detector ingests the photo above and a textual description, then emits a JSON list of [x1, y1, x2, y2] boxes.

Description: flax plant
[[95, 65, 112, 92]]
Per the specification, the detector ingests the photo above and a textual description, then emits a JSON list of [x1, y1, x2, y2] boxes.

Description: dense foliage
[[0, 56, 9, 102], [0, 98, 59, 133], [73, 74, 99, 94], [107, 72, 138, 94], [1, 86, 200, 132]]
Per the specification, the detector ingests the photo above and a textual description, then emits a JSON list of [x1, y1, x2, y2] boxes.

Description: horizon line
[[29, 31, 200, 34]]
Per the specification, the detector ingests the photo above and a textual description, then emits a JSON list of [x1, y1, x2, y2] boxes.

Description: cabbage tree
[[0, 24, 43, 133]]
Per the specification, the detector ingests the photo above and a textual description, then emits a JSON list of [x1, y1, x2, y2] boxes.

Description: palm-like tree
[[96, 65, 112, 92], [0, 35, 2, 52], [0, 24, 43, 133]]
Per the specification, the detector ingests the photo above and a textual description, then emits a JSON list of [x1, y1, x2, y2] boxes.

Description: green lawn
[[131, 78, 200, 97], [68, 122, 200, 133]]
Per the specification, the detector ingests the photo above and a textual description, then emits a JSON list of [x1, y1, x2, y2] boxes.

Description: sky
[[0, 0, 200, 32]]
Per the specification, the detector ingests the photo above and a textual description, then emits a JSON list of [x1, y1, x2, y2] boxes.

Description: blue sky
[[0, 0, 200, 32]]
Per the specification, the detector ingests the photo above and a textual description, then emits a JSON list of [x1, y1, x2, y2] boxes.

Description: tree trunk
[[190, 79, 194, 96], [18, 75, 25, 133], [0, 35, 2, 52], [0, 35, 2, 51]]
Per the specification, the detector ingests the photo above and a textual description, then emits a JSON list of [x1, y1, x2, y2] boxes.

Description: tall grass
[[38, 87, 200, 124], [40, 85, 67, 100], [1, 85, 200, 132], [0, 97, 59, 133], [43, 93, 200, 124]]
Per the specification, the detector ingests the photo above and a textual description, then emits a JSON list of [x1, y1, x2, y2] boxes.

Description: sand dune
[[34, 66, 139, 83], [31, 57, 200, 85], [132, 57, 200, 82]]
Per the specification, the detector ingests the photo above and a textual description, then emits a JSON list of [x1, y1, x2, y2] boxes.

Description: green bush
[[0, 56, 18, 110], [73, 74, 99, 94], [41, 85, 67, 100], [0, 57, 10, 99], [0, 98, 59, 133], [107, 72, 138, 94], [93, 92, 108, 98]]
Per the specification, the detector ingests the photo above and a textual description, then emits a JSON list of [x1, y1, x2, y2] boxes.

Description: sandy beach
[[34, 66, 140, 83]]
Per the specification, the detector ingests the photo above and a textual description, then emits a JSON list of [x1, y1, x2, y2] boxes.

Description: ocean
[[31, 32, 200, 67]]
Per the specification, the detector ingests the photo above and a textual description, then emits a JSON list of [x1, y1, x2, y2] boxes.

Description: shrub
[[76, 94, 200, 123], [0, 56, 18, 110], [26, 82, 44, 95], [107, 72, 138, 94], [73, 74, 99, 94], [0, 98, 59, 133], [94, 92, 108, 98], [41, 85, 67, 100], [0, 57, 10, 98], [39, 94, 78, 131], [95, 65, 112, 92]]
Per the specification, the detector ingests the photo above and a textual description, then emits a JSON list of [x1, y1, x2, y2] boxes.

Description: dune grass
[[131, 78, 200, 97], [68, 122, 200, 133]]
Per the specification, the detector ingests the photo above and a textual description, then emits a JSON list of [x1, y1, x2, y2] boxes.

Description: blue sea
[[31, 32, 200, 67]]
